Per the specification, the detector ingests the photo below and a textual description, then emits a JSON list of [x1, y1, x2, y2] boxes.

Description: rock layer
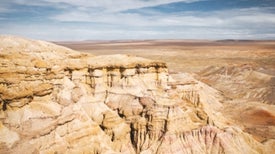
[[0, 36, 274, 153]]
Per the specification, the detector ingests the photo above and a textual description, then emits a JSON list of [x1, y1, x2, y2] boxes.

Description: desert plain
[[57, 39, 275, 73]]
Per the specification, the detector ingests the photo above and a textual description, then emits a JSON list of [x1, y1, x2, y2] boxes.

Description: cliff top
[[0, 35, 166, 69]]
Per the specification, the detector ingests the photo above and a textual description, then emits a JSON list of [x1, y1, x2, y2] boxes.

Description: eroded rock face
[[197, 65, 275, 104], [0, 36, 274, 153]]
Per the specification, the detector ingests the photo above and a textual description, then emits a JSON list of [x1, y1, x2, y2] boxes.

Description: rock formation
[[197, 65, 275, 143], [197, 65, 275, 104], [0, 35, 274, 153]]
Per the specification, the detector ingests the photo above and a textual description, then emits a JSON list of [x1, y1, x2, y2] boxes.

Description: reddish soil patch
[[242, 107, 275, 125]]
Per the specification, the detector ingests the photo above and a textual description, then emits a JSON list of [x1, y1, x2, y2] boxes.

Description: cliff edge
[[0, 35, 274, 153]]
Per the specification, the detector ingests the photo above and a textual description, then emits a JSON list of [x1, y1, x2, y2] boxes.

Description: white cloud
[[0, 1, 14, 13], [51, 6, 275, 28], [12, 0, 202, 12], [1, 0, 275, 40], [2, 14, 275, 41], [0, 7, 9, 13], [55, 0, 202, 12], [0, 23, 170, 41]]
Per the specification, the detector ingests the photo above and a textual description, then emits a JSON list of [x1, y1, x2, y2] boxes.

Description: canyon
[[0, 36, 274, 153]]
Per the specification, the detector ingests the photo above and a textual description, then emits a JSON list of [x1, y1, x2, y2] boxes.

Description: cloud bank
[[0, 0, 275, 40]]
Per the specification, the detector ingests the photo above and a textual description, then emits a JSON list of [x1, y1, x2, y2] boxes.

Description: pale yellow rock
[[0, 35, 273, 154], [0, 122, 19, 148]]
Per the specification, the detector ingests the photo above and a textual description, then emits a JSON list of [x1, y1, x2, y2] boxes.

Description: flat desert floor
[[57, 40, 275, 142], [57, 40, 275, 73]]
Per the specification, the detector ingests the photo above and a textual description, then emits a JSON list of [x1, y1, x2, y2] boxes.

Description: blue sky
[[0, 0, 275, 41]]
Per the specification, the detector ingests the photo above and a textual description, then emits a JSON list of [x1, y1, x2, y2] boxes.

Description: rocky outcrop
[[197, 65, 275, 143], [197, 65, 275, 104], [0, 35, 274, 153]]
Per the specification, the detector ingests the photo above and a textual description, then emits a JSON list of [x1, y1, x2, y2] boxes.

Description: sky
[[0, 0, 275, 41]]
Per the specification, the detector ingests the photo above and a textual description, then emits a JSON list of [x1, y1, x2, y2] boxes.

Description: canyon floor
[[58, 40, 275, 143]]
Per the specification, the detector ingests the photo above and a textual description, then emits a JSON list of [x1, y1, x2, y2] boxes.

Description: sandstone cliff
[[0, 35, 273, 153]]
